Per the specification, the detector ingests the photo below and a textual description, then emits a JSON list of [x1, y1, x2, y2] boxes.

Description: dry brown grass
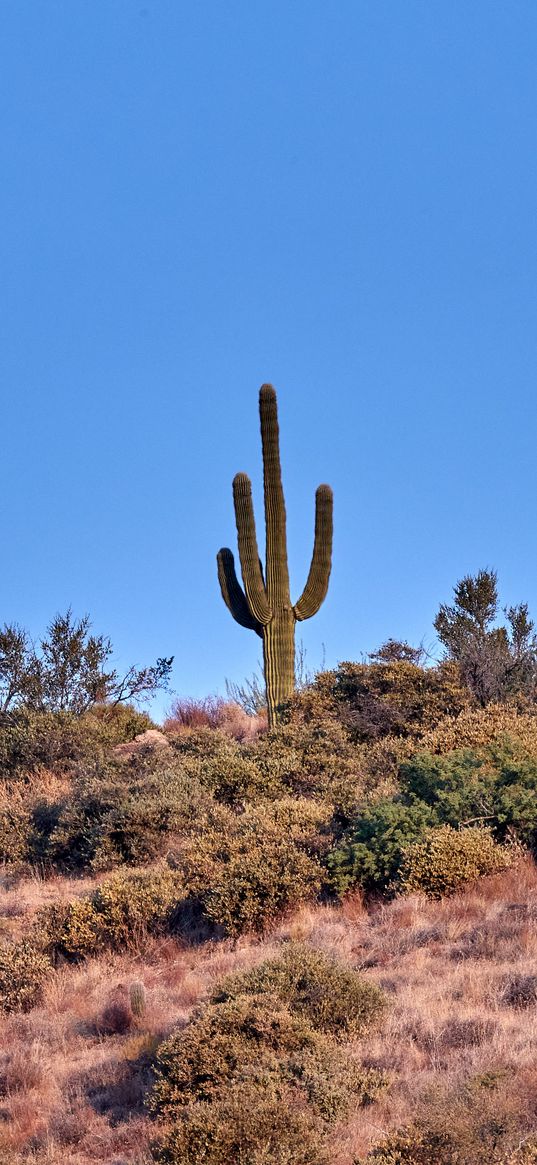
[[1, 860, 536, 1163], [163, 695, 266, 740]]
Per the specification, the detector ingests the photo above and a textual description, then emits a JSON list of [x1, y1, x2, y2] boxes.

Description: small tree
[[368, 639, 425, 666], [434, 570, 537, 706], [0, 625, 39, 713], [0, 609, 173, 716]]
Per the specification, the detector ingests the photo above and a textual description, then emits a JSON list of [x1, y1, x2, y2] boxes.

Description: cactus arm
[[259, 384, 291, 606], [233, 472, 272, 626], [217, 548, 263, 636], [294, 484, 333, 621]]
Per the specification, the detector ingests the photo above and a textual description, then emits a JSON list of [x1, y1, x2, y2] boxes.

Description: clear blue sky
[[2, 1, 537, 719]]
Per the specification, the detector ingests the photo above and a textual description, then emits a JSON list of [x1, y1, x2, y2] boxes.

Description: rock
[[114, 728, 170, 759]]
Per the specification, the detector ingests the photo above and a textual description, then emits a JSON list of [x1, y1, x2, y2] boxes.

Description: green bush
[[0, 940, 51, 1012], [150, 943, 389, 1165], [291, 659, 468, 745], [38, 866, 183, 960], [166, 721, 363, 815], [398, 826, 520, 898], [151, 1084, 328, 1165], [151, 993, 328, 1112], [327, 797, 436, 896], [40, 757, 210, 871], [244, 719, 366, 812], [180, 803, 323, 935], [401, 745, 537, 850], [152, 989, 384, 1126], [170, 728, 279, 804], [0, 710, 98, 780], [0, 705, 153, 782], [398, 750, 495, 820], [328, 745, 537, 897], [212, 943, 387, 1037]]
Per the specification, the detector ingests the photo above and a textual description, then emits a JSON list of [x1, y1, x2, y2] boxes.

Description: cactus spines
[[217, 383, 333, 726], [129, 980, 146, 1019]]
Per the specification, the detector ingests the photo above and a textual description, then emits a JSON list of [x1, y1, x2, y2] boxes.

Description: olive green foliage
[[327, 797, 436, 896], [0, 940, 51, 1013], [152, 1085, 328, 1165], [170, 719, 363, 814], [296, 658, 469, 744], [0, 705, 154, 782], [435, 569, 537, 707], [0, 799, 32, 864], [328, 744, 537, 897], [38, 867, 182, 961], [150, 946, 387, 1165], [398, 825, 520, 898], [217, 384, 333, 726], [170, 728, 277, 804], [0, 609, 172, 717], [212, 943, 387, 1036], [152, 994, 333, 1112], [39, 754, 209, 871], [363, 1107, 536, 1164], [180, 802, 324, 935]]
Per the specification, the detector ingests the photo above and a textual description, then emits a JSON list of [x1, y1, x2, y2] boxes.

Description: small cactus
[[217, 384, 333, 726], [130, 979, 147, 1018]]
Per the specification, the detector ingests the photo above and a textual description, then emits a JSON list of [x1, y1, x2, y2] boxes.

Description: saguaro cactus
[[217, 384, 333, 726]]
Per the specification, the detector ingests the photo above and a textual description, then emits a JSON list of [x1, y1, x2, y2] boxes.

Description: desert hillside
[[2, 592, 537, 1163]]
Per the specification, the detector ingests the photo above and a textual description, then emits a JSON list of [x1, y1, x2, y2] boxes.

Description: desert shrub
[[420, 704, 537, 757], [492, 751, 537, 849], [398, 749, 495, 819], [293, 659, 469, 745], [39, 756, 210, 871], [400, 747, 537, 850], [0, 940, 51, 1012], [151, 994, 330, 1112], [0, 710, 103, 780], [167, 716, 368, 815], [152, 998, 379, 1125], [150, 950, 387, 1164], [83, 702, 155, 744], [327, 796, 436, 896], [0, 704, 153, 782], [164, 695, 227, 731], [167, 728, 281, 804], [165, 696, 263, 741], [38, 866, 182, 960], [363, 1125, 457, 1163], [180, 802, 323, 935], [152, 1084, 328, 1165], [329, 744, 537, 896], [362, 1076, 533, 1165], [212, 943, 387, 1037], [245, 719, 366, 813], [398, 825, 520, 897], [0, 798, 32, 863]]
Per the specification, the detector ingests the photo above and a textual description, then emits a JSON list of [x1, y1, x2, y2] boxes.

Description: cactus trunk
[[262, 607, 296, 726], [217, 384, 333, 725]]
